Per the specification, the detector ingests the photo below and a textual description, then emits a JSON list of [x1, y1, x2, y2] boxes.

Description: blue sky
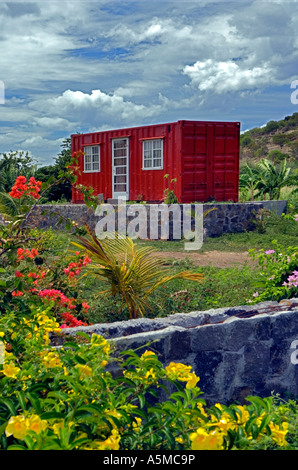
[[0, 0, 298, 166]]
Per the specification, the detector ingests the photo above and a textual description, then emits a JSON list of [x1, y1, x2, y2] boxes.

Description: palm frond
[[71, 225, 203, 319]]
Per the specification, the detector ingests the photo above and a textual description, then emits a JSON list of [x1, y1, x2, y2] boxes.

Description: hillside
[[240, 112, 298, 167]]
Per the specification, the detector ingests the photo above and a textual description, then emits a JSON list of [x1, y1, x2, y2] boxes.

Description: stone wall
[[50, 298, 298, 406], [27, 200, 287, 239]]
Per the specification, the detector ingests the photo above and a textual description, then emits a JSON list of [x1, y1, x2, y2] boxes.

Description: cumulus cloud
[[36, 89, 164, 126], [183, 59, 277, 94]]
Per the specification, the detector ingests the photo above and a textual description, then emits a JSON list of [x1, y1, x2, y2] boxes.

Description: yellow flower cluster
[[90, 334, 110, 355], [165, 362, 200, 389], [5, 414, 47, 440], [269, 421, 288, 446], [188, 402, 289, 449], [189, 428, 224, 450], [25, 312, 61, 345], [39, 350, 63, 369], [74, 363, 92, 380], [1, 351, 21, 379]]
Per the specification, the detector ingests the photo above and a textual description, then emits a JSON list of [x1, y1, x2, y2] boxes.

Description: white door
[[112, 138, 129, 199]]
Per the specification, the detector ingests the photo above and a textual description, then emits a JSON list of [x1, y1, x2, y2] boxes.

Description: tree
[[0, 151, 38, 193], [35, 138, 72, 202]]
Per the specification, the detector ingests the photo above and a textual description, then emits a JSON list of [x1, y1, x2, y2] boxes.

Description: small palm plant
[[72, 227, 203, 319]]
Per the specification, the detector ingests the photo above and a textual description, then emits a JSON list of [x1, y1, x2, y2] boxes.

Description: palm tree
[[256, 158, 292, 200], [72, 227, 204, 319]]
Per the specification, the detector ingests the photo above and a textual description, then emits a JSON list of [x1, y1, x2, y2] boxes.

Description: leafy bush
[[0, 308, 294, 450], [248, 241, 298, 303]]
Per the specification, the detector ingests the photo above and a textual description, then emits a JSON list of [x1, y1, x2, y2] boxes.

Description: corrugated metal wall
[[180, 120, 240, 202]]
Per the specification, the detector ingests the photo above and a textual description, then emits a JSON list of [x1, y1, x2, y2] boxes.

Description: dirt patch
[[153, 250, 255, 268]]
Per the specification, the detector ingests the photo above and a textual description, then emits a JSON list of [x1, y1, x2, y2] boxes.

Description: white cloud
[[33, 116, 75, 130], [183, 59, 277, 94], [33, 89, 165, 127]]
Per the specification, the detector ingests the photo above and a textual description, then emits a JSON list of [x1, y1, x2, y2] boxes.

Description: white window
[[84, 145, 100, 172], [142, 139, 163, 170]]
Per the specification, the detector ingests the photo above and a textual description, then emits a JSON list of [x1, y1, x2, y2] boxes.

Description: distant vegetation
[[239, 112, 298, 203], [240, 112, 298, 165]]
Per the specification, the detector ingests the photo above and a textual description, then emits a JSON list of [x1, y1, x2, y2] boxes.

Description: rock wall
[[27, 200, 287, 239], [50, 298, 298, 406]]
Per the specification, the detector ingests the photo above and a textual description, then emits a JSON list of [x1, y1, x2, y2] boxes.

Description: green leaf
[[74, 354, 86, 365], [138, 394, 146, 409], [163, 428, 176, 449], [7, 444, 27, 450], [60, 341, 79, 350], [47, 391, 70, 402], [75, 331, 90, 341], [16, 391, 27, 412], [40, 411, 66, 420], [0, 398, 17, 416]]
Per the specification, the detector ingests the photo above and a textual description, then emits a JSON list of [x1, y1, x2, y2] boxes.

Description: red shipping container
[[71, 120, 240, 203]]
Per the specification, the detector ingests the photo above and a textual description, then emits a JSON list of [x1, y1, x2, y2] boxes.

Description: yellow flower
[[132, 417, 142, 432], [235, 406, 250, 425], [75, 363, 92, 379], [165, 362, 192, 380], [91, 334, 110, 355], [165, 362, 199, 389], [185, 372, 200, 389], [0, 331, 4, 337], [52, 420, 75, 436], [5, 415, 28, 440], [144, 368, 157, 382], [5, 414, 47, 440], [141, 350, 156, 360], [40, 351, 63, 369], [209, 417, 235, 433], [269, 421, 288, 447], [26, 415, 47, 434], [189, 428, 224, 450], [1, 361, 20, 379], [197, 402, 208, 417]]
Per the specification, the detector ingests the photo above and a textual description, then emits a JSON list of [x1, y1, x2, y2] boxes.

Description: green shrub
[[0, 308, 293, 450]]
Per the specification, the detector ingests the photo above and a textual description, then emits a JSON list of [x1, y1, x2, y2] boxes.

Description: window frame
[[142, 138, 164, 170], [83, 145, 101, 173]]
